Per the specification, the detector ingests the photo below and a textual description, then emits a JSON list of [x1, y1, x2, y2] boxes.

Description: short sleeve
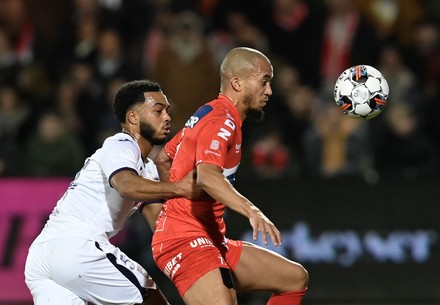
[[195, 117, 236, 169], [96, 138, 140, 183]]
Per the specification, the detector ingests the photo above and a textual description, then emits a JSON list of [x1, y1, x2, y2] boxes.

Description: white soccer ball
[[334, 65, 390, 119]]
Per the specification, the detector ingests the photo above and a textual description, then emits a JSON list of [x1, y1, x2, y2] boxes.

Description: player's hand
[[249, 210, 282, 246], [179, 170, 211, 201]]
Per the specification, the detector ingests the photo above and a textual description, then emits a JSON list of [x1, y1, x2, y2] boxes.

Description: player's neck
[[137, 138, 153, 161], [121, 129, 153, 160], [219, 93, 247, 120]]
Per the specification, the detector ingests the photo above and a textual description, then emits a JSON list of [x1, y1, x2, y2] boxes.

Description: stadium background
[[1, 0, 440, 304]]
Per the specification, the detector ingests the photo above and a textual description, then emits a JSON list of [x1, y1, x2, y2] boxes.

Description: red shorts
[[152, 235, 243, 297]]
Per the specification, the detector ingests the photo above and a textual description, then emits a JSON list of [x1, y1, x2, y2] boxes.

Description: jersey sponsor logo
[[118, 253, 136, 270], [185, 116, 199, 128], [163, 252, 182, 279], [218, 128, 231, 141], [210, 140, 220, 150], [235, 144, 241, 153], [184, 105, 213, 128], [204, 149, 221, 157], [217, 118, 236, 141], [189, 237, 215, 248]]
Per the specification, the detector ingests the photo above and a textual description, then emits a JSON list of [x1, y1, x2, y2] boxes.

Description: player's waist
[[34, 221, 114, 243]]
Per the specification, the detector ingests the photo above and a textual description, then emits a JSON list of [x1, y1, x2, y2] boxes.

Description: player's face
[[136, 91, 171, 144], [243, 58, 273, 122]]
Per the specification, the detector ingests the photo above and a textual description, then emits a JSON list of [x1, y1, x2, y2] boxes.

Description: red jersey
[[154, 95, 242, 243]]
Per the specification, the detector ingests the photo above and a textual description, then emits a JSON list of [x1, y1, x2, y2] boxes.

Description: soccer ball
[[334, 65, 389, 119]]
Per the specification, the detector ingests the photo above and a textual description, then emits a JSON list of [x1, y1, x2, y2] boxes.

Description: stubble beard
[[243, 93, 265, 123], [139, 120, 167, 145]]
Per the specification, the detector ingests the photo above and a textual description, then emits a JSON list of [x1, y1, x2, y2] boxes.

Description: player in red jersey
[[152, 47, 308, 305]]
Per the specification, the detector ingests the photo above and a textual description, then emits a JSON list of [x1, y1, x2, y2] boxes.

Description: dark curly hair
[[113, 80, 162, 123]]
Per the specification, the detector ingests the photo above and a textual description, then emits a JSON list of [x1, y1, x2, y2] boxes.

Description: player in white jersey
[[24, 80, 199, 305]]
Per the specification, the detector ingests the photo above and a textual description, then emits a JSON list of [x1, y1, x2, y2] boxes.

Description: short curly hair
[[113, 80, 162, 123]]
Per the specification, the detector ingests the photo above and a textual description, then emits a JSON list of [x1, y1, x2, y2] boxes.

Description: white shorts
[[25, 237, 156, 305]]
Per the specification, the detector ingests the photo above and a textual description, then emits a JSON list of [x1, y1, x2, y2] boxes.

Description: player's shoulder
[[200, 97, 234, 119], [102, 133, 137, 149], [184, 96, 238, 130], [94, 132, 140, 160]]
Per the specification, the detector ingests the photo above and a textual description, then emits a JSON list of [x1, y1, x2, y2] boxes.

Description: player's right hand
[[249, 210, 282, 246], [179, 170, 211, 201]]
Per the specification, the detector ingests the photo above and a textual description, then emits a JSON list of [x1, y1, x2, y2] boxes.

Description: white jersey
[[34, 132, 160, 243], [26, 132, 161, 305]]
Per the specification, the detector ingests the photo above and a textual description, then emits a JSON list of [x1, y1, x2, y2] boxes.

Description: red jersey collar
[[217, 94, 243, 127]]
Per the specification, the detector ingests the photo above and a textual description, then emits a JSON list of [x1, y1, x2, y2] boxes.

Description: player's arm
[[111, 170, 198, 201], [140, 202, 163, 231], [196, 163, 282, 246]]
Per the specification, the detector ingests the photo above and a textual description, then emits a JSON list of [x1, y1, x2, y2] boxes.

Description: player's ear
[[230, 77, 242, 92], [126, 109, 138, 125]]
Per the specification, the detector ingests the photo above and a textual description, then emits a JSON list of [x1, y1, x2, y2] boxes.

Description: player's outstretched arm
[[111, 170, 197, 201], [197, 163, 282, 246]]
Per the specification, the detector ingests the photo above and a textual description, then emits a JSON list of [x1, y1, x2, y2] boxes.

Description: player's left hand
[[249, 210, 282, 246]]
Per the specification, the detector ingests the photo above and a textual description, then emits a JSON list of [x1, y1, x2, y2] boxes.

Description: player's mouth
[[163, 125, 171, 134]]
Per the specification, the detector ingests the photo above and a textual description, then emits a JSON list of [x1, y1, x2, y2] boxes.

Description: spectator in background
[[22, 111, 85, 177], [96, 77, 126, 146], [241, 63, 302, 150], [373, 103, 438, 180], [282, 85, 318, 175], [0, 85, 25, 176], [261, 0, 321, 88], [16, 63, 53, 108], [54, 0, 102, 74], [207, 0, 269, 66], [0, 0, 48, 65], [404, 19, 440, 152], [377, 41, 419, 109], [0, 26, 19, 85], [94, 28, 136, 84], [72, 15, 100, 64], [142, 8, 174, 75], [54, 78, 82, 135], [0, 122, 19, 176], [66, 61, 102, 155], [0, 85, 29, 139], [303, 100, 371, 178], [315, 0, 381, 94], [355, 0, 424, 46], [404, 19, 440, 94], [151, 10, 218, 134], [251, 130, 290, 178]]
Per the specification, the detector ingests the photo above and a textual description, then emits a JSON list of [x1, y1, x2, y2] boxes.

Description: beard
[[247, 108, 265, 122], [243, 93, 265, 123], [139, 120, 167, 145]]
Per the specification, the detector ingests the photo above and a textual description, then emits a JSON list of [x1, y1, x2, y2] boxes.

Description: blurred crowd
[[1, 0, 440, 182]]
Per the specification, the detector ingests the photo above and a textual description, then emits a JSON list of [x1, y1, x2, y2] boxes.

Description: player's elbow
[[114, 182, 137, 199]]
